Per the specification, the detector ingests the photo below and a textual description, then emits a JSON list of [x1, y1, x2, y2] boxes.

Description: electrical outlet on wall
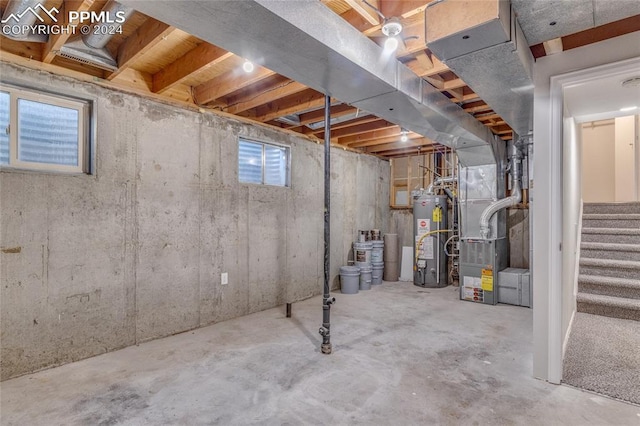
[[221, 272, 228, 285]]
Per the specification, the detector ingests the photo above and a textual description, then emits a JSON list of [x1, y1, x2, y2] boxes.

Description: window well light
[[242, 60, 254, 73]]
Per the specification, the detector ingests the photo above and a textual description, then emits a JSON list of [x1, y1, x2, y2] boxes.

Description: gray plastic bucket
[[353, 241, 372, 267], [372, 262, 384, 285], [359, 265, 372, 290], [371, 240, 384, 263], [340, 266, 360, 294]]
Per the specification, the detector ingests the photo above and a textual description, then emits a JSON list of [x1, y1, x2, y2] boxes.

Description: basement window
[[238, 138, 290, 187], [0, 85, 91, 174]]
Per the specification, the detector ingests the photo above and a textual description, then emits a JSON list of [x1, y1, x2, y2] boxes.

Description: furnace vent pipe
[[479, 142, 523, 239], [427, 175, 456, 194]]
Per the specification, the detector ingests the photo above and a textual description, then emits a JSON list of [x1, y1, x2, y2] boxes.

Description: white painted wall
[[561, 116, 581, 353], [532, 32, 640, 383], [614, 115, 637, 201], [581, 120, 615, 202]]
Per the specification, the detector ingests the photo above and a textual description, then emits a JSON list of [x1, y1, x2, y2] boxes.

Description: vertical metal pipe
[[319, 95, 334, 354]]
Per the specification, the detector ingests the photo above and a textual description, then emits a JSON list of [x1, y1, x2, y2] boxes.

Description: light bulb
[[384, 36, 398, 52], [400, 131, 408, 142], [242, 60, 254, 73]]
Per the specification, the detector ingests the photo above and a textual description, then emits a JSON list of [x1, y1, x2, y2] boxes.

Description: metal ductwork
[[425, 0, 534, 136], [59, 1, 134, 71], [479, 140, 524, 239], [119, 0, 502, 165], [1, 0, 50, 42]]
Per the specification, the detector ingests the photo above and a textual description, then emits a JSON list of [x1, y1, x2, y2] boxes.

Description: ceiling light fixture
[[621, 77, 640, 88], [382, 17, 402, 52], [242, 60, 254, 73], [620, 106, 638, 112], [400, 129, 408, 142], [382, 17, 403, 38]]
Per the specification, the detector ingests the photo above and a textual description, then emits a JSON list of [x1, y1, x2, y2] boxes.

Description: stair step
[[583, 214, 640, 229], [583, 202, 640, 214], [576, 292, 640, 321], [578, 274, 640, 299], [579, 258, 640, 280], [581, 228, 640, 244], [580, 242, 640, 261]]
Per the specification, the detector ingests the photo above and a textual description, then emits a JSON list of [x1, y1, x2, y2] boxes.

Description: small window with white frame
[[0, 85, 91, 174], [238, 138, 290, 187]]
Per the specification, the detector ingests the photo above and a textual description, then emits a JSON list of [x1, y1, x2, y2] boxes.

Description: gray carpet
[[563, 312, 640, 405]]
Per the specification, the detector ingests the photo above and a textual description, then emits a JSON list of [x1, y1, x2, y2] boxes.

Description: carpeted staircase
[[578, 203, 640, 321], [563, 202, 640, 406]]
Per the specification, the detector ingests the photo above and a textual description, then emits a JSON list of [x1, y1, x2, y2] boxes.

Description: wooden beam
[[363, 1, 429, 37], [312, 115, 379, 135], [530, 15, 640, 59], [447, 87, 465, 102], [297, 104, 357, 126], [340, 126, 402, 145], [379, 1, 429, 20], [194, 66, 276, 105], [542, 37, 563, 56], [349, 132, 422, 148], [562, 15, 640, 52], [324, 119, 396, 139], [285, 104, 360, 132], [152, 43, 233, 93], [365, 137, 434, 153], [339, 8, 374, 33], [107, 19, 174, 80], [404, 53, 449, 77], [375, 146, 435, 157], [344, 0, 380, 25], [42, 0, 95, 64], [490, 124, 513, 135], [463, 100, 491, 114], [248, 89, 327, 122], [0, 35, 43, 61], [224, 80, 308, 115]]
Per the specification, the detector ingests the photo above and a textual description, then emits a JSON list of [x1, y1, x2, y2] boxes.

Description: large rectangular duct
[[426, 0, 534, 136], [120, 0, 500, 164]]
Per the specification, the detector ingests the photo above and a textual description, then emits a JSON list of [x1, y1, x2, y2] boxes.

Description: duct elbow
[[479, 182, 522, 239]]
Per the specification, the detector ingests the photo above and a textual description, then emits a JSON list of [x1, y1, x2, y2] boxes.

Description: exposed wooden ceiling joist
[[7, 0, 611, 158], [344, 0, 380, 25], [224, 80, 308, 115], [152, 43, 233, 93], [247, 90, 328, 123], [194, 66, 276, 105], [107, 19, 174, 80]]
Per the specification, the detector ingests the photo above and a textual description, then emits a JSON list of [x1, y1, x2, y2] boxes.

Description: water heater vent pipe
[[426, 175, 456, 194]]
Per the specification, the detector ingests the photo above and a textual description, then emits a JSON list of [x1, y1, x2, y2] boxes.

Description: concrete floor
[[1, 282, 638, 425]]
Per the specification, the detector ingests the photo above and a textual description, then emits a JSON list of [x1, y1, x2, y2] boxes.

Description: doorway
[[581, 116, 640, 203]]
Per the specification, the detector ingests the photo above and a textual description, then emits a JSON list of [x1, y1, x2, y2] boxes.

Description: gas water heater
[[412, 192, 448, 287]]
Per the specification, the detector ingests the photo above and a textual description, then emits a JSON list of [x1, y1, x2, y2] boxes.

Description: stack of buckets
[[340, 229, 384, 294]]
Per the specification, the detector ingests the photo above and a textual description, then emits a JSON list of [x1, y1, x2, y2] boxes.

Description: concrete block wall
[[0, 63, 389, 380]]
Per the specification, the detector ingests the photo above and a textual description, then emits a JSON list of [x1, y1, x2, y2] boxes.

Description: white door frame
[[532, 31, 640, 383]]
